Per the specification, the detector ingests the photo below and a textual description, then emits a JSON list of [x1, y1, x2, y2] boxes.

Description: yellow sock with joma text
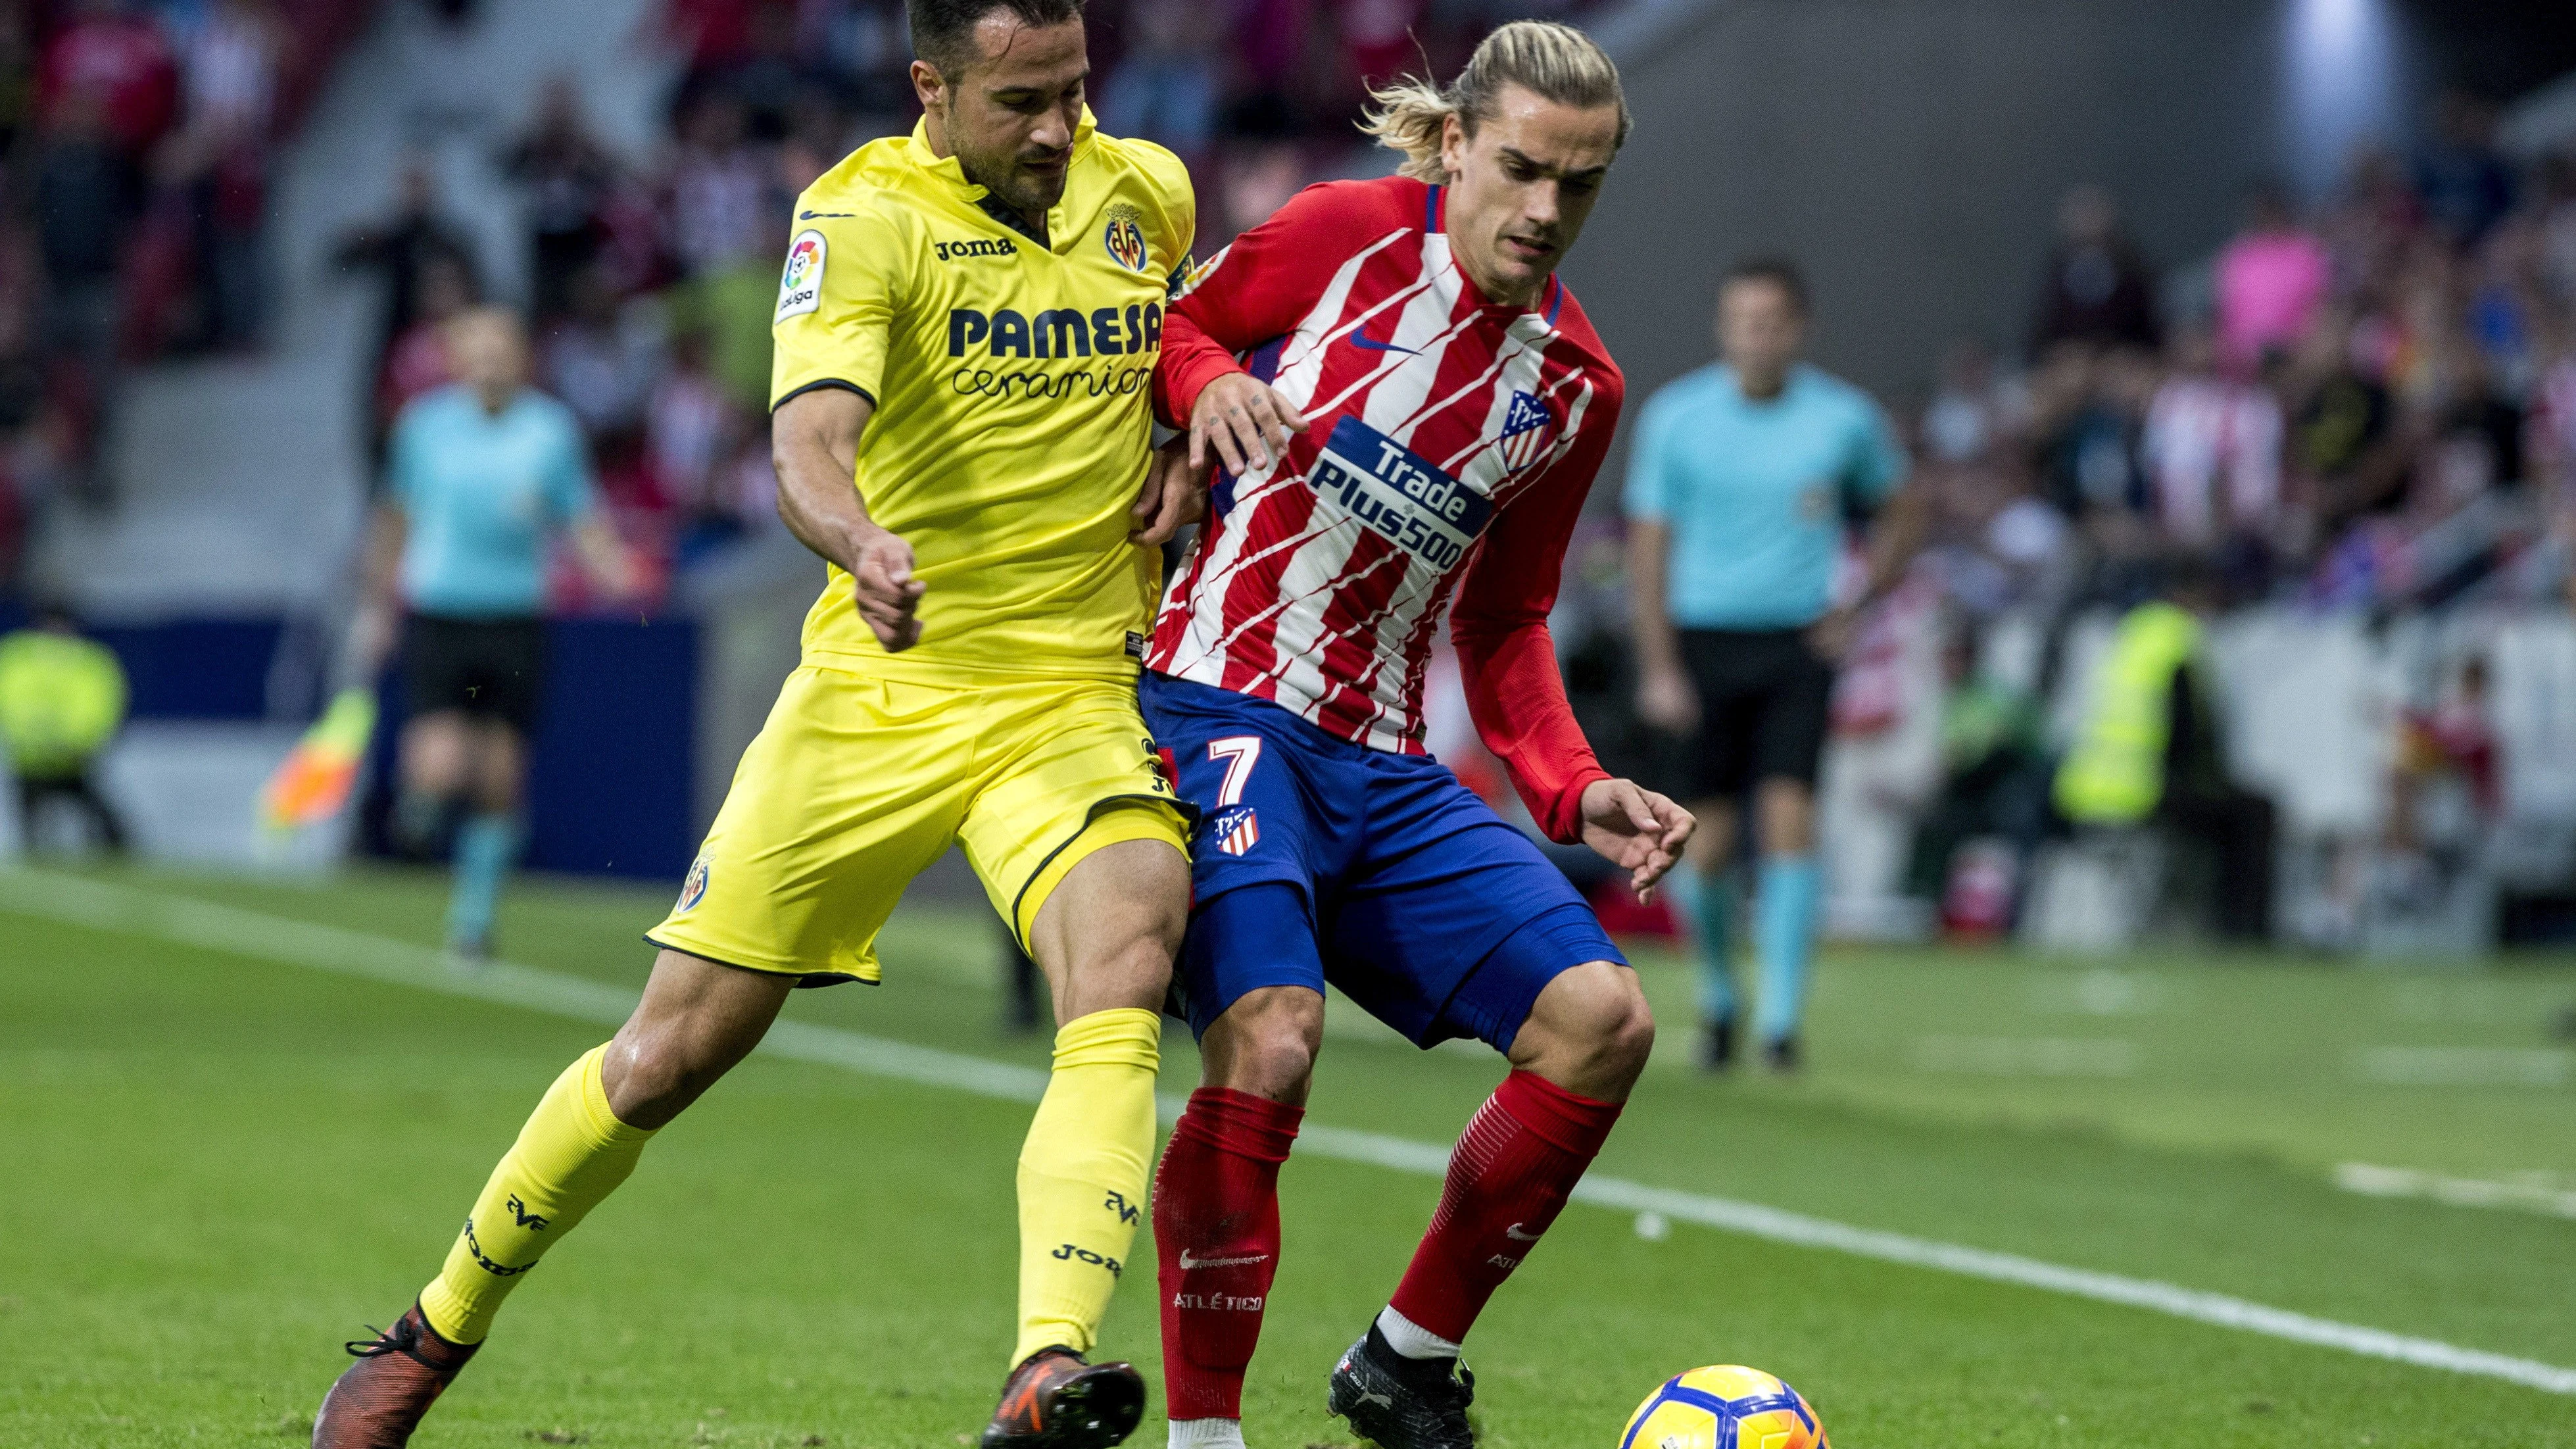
[[1012, 1006, 1161, 1365], [419, 1044, 654, 1344]]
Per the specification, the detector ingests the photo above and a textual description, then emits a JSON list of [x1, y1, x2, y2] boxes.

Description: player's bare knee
[[603, 1014, 760, 1129], [1053, 926, 1177, 1021], [1234, 1032, 1317, 1103], [599, 1029, 697, 1129], [1033, 839, 1188, 1018], [1518, 962, 1655, 1099], [598, 952, 787, 1127], [1594, 975, 1658, 1083], [1205, 988, 1322, 1103]]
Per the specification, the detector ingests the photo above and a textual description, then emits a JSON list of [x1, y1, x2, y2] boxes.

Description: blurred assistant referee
[[1625, 257, 1924, 1071], [366, 306, 633, 958]]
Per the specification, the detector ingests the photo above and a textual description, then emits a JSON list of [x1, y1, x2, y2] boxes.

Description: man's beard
[[959, 148, 1066, 223]]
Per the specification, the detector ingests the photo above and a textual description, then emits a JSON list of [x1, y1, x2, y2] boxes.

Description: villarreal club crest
[[673, 855, 711, 914], [1104, 203, 1149, 272]]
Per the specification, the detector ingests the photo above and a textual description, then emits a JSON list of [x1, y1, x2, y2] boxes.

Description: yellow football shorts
[[647, 664, 1189, 984]]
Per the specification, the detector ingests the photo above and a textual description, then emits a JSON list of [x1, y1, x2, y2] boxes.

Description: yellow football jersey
[[770, 111, 1194, 681]]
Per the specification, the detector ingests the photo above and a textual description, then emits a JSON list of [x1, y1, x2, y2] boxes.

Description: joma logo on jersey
[[934, 237, 1017, 262], [947, 303, 1163, 359], [1307, 414, 1495, 569]]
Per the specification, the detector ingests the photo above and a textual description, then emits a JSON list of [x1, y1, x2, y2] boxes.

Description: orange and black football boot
[[311, 1301, 479, 1448], [980, 1345, 1148, 1448]]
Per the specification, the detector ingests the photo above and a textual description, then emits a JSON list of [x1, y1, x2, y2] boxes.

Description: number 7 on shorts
[[1208, 737, 1262, 806]]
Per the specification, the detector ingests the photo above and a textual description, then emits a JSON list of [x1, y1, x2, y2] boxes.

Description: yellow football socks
[[1012, 1006, 1162, 1366], [419, 1044, 655, 1344]]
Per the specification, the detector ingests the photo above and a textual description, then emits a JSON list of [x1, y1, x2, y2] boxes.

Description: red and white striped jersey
[[1147, 176, 1622, 842]]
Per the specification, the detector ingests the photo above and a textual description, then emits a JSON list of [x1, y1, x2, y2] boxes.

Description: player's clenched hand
[[1578, 777, 1695, 900], [1129, 435, 1206, 546], [1191, 370, 1307, 478], [848, 528, 926, 651]]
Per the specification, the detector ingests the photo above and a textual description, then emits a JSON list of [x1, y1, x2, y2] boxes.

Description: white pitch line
[[6, 870, 2573, 1398], [2336, 1163, 2576, 1221], [2349, 1045, 2573, 1089]]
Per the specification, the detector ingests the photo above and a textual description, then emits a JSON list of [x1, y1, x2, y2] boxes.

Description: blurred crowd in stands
[[13, 0, 2576, 945], [1913, 93, 2576, 634], [0, 0, 1595, 599], [321, 0, 1598, 612], [1834, 93, 2576, 945], [0, 0, 374, 587]]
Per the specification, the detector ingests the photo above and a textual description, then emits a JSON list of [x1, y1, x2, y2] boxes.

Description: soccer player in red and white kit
[[1136, 23, 1691, 1449]]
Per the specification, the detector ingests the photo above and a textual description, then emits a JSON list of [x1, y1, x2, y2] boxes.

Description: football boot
[[312, 1301, 479, 1448], [981, 1345, 1147, 1448], [1326, 1323, 1477, 1449]]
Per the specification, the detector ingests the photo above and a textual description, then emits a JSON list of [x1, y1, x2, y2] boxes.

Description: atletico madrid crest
[[1497, 390, 1555, 472], [1207, 804, 1261, 857]]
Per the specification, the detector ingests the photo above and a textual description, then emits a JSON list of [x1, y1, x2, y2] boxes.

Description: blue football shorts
[[1142, 671, 1626, 1052]]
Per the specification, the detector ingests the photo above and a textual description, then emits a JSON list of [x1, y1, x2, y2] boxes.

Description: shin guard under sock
[[420, 1044, 654, 1344], [1155, 1087, 1302, 1424], [1385, 1069, 1622, 1348], [1013, 1007, 1161, 1365]]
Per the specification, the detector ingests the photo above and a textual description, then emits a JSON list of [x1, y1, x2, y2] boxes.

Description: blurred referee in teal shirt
[[1625, 258, 1925, 1071], [366, 307, 635, 958]]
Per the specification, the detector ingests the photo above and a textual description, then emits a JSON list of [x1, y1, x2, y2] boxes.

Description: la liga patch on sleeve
[[776, 229, 826, 321]]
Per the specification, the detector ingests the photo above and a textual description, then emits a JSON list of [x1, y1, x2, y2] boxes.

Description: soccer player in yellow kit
[[312, 1, 1202, 1444]]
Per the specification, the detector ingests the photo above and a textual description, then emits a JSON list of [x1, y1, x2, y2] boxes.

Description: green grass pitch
[[3, 864, 2574, 1447]]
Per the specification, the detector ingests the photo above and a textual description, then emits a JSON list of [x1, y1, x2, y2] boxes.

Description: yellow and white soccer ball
[[1620, 1365, 1828, 1449]]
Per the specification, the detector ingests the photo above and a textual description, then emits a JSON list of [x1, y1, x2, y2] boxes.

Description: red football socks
[[1386, 1069, 1624, 1346], [1155, 1087, 1303, 1422]]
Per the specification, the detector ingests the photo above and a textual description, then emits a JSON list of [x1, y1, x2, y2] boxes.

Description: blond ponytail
[[1359, 20, 1630, 184]]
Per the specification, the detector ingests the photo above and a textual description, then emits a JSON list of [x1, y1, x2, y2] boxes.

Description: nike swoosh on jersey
[[1503, 1223, 1541, 1241], [799, 210, 856, 218], [1348, 326, 1418, 355], [1177, 1249, 1273, 1269]]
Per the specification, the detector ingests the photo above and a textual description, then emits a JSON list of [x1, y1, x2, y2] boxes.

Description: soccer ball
[[1620, 1365, 1828, 1449]]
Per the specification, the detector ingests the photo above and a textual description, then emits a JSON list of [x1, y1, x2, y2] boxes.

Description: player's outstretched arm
[[1152, 182, 1372, 471], [1578, 777, 1695, 900], [772, 386, 927, 651], [1451, 370, 1627, 844]]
